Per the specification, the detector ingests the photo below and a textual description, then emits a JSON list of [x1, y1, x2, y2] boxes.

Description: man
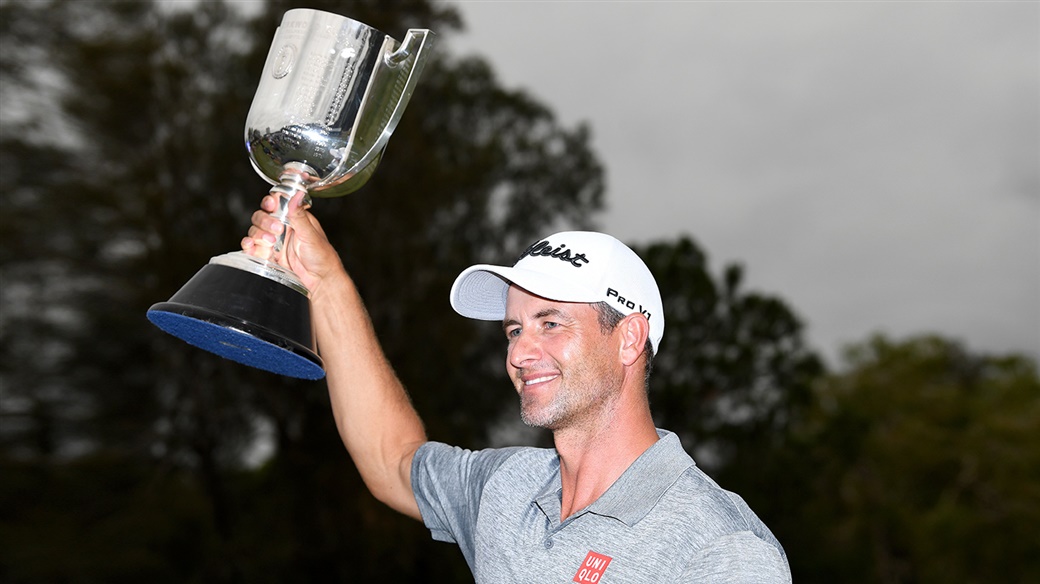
[[242, 191, 792, 583]]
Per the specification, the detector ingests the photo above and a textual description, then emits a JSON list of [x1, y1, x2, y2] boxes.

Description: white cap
[[449, 231, 664, 354]]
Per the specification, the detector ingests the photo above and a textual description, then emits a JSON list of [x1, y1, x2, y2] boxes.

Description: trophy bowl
[[147, 9, 433, 379]]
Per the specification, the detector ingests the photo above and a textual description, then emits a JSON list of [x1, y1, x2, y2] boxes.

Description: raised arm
[[242, 190, 426, 520]]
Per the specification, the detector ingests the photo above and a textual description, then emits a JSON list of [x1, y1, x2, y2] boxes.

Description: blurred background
[[0, 1, 1037, 582]]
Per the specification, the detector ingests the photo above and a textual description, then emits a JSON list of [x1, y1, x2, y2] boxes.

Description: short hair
[[591, 301, 654, 387]]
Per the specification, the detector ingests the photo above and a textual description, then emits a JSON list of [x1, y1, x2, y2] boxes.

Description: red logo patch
[[573, 550, 612, 583]]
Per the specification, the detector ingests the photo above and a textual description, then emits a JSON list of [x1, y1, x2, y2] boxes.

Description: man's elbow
[[364, 440, 425, 521]]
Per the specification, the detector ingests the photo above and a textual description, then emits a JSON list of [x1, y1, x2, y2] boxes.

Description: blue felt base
[[147, 308, 325, 380]]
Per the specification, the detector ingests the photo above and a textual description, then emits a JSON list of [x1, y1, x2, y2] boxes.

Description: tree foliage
[[783, 335, 1040, 583], [640, 237, 822, 456]]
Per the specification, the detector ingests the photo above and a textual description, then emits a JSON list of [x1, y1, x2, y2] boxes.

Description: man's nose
[[508, 329, 541, 369]]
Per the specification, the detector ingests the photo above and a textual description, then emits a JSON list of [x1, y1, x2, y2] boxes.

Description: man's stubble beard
[[518, 358, 623, 431]]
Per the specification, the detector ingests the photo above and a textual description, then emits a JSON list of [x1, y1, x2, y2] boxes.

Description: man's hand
[[241, 190, 343, 296]]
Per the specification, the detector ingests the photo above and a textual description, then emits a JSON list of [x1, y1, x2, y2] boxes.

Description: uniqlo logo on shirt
[[573, 550, 612, 583]]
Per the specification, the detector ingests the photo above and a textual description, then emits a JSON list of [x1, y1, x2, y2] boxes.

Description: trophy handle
[[315, 29, 435, 190]]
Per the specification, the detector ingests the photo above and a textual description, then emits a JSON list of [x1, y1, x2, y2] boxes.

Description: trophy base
[[147, 253, 325, 380]]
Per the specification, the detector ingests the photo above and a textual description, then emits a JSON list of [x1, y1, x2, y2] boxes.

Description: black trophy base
[[147, 258, 325, 380]]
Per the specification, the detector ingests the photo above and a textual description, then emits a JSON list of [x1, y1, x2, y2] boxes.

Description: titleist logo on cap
[[518, 240, 590, 268]]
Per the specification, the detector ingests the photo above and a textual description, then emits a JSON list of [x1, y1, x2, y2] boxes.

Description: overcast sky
[[442, 0, 1039, 368]]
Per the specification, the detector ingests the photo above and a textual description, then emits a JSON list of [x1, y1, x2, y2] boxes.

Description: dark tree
[[786, 335, 1040, 584], [638, 237, 821, 457]]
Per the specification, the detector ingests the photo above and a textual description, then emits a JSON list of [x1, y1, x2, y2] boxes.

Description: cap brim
[[450, 264, 604, 321]]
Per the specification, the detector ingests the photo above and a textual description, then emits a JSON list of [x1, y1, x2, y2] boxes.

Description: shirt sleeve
[[410, 441, 521, 559], [681, 531, 793, 583]]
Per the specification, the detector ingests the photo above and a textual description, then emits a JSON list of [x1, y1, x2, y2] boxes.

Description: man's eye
[[544, 322, 558, 330], [506, 328, 521, 338]]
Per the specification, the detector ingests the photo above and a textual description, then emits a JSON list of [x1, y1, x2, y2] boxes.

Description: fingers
[[241, 234, 272, 260], [257, 190, 309, 224], [287, 190, 312, 217], [241, 190, 310, 259], [260, 193, 278, 213], [250, 208, 284, 237], [241, 195, 282, 258]]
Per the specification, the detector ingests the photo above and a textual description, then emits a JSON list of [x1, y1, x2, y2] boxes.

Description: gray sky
[[444, 0, 1039, 368]]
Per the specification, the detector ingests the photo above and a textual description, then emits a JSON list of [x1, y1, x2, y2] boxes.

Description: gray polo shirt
[[411, 430, 792, 583]]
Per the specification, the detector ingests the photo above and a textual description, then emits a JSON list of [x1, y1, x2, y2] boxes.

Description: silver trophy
[[148, 9, 434, 379]]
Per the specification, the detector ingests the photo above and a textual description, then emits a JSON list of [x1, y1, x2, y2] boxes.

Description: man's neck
[[553, 407, 659, 521]]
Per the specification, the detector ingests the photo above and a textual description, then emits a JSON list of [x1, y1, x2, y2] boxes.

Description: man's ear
[[618, 313, 651, 367]]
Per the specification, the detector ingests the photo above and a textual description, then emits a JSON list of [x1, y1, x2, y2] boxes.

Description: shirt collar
[[533, 430, 695, 528]]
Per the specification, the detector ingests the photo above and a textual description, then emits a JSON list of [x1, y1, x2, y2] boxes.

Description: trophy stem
[[268, 162, 316, 254]]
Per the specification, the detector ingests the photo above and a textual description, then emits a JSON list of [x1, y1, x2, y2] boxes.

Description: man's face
[[502, 286, 624, 430]]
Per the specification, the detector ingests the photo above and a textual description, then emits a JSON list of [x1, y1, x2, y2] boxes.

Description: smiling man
[[243, 192, 792, 583]]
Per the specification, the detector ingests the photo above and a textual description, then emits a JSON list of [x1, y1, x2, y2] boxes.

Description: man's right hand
[[241, 190, 344, 296]]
